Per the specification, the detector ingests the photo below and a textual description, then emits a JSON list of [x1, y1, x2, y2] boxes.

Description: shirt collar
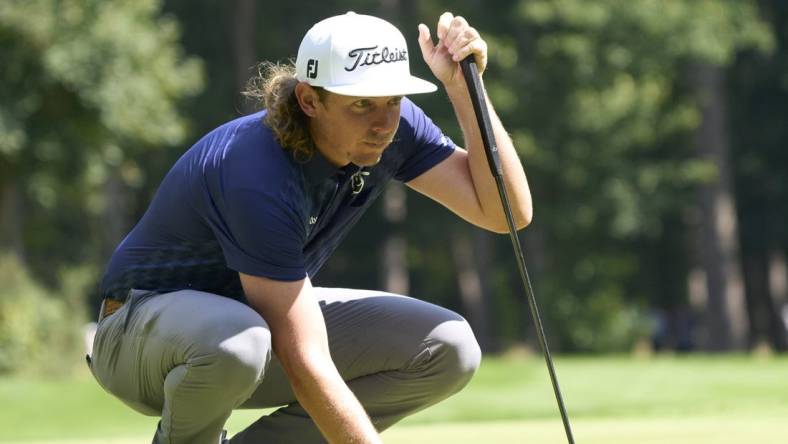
[[300, 148, 363, 185], [299, 148, 341, 184]]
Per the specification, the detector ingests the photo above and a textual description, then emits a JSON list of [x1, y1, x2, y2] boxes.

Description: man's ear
[[295, 83, 322, 117]]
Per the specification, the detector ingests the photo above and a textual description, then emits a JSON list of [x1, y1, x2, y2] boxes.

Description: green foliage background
[[1, 0, 787, 373]]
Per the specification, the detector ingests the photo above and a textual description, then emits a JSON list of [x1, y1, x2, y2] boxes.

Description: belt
[[98, 297, 125, 321], [97, 289, 159, 322]]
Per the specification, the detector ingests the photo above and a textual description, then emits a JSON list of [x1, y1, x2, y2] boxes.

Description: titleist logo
[[345, 46, 408, 71]]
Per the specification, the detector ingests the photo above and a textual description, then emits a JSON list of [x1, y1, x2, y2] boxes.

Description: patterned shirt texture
[[100, 98, 456, 303]]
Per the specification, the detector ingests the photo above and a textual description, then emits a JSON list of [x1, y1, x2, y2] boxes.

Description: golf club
[[459, 56, 576, 444]]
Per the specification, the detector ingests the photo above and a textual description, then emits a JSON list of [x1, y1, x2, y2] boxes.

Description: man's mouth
[[363, 140, 391, 149]]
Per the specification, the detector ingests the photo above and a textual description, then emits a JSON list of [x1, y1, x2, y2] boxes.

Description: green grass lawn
[[2, 354, 787, 443]]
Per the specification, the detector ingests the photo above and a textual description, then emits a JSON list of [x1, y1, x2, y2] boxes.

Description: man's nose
[[370, 107, 398, 134]]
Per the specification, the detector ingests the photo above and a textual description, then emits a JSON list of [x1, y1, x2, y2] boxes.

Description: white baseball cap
[[295, 12, 437, 97]]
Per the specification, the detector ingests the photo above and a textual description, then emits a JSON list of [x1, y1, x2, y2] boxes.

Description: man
[[89, 11, 531, 444]]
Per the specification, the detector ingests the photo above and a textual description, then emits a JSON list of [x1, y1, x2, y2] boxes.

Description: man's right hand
[[239, 273, 382, 443]]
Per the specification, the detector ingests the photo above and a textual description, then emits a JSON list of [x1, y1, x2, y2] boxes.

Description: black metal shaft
[[459, 57, 576, 444]]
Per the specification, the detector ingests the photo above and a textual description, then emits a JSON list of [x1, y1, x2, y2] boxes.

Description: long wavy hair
[[243, 61, 326, 161]]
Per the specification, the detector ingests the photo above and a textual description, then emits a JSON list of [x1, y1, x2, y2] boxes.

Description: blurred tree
[[0, 0, 203, 286], [0, 254, 81, 374], [690, 61, 747, 350], [729, 0, 788, 351], [409, 0, 772, 351], [513, 0, 770, 351], [34, 0, 778, 357]]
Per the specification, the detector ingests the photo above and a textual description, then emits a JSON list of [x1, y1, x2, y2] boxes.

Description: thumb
[[417, 23, 434, 61]]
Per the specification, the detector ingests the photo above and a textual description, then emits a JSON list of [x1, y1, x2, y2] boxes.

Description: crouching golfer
[[89, 11, 531, 444]]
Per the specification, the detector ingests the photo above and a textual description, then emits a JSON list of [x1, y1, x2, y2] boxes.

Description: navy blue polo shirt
[[100, 98, 455, 302]]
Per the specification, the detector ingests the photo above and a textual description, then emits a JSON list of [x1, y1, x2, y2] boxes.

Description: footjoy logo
[[307, 59, 319, 79], [345, 46, 408, 72]]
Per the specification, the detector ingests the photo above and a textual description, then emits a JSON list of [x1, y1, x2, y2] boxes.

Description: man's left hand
[[417, 12, 488, 88]]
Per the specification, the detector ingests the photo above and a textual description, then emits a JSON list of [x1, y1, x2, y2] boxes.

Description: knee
[[212, 326, 272, 394], [425, 319, 482, 393]]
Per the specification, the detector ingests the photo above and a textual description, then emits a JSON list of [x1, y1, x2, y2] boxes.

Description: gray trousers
[[89, 288, 482, 444]]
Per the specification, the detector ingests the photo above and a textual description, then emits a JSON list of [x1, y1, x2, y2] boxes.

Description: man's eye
[[353, 100, 372, 108], [389, 97, 403, 106]]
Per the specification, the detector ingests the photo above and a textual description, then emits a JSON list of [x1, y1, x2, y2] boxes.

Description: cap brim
[[323, 75, 437, 97]]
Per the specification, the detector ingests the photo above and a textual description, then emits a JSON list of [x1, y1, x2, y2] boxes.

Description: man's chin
[[353, 147, 388, 166], [354, 156, 383, 167]]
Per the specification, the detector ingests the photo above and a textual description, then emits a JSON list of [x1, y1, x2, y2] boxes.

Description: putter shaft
[[459, 57, 575, 444]]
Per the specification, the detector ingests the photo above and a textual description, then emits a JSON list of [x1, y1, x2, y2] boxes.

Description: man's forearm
[[240, 274, 381, 443], [445, 80, 532, 231], [278, 346, 381, 444]]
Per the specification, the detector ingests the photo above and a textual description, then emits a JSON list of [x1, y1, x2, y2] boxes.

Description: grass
[[2, 354, 787, 443]]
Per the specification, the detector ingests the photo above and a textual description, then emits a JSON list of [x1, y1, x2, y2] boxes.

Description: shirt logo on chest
[[309, 216, 318, 225], [351, 170, 370, 195]]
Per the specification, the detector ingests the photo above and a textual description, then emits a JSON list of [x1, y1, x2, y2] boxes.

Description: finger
[[436, 12, 454, 45], [453, 39, 488, 73], [417, 23, 435, 61], [443, 15, 470, 49], [447, 27, 480, 60]]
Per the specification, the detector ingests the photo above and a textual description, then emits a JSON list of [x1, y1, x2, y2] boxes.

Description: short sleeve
[[196, 118, 309, 281], [394, 98, 457, 182], [209, 187, 307, 281]]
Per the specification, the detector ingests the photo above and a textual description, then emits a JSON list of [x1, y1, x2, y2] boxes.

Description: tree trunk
[[768, 250, 788, 350], [743, 250, 788, 350], [743, 250, 770, 347], [690, 62, 748, 351], [102, 171, 129, 259], [382, 234, 409, 295], [381, 182, 409, 295], [451, 228, 496, 352], [0, 180, 27, 264], [233, 0, 257, 114]]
